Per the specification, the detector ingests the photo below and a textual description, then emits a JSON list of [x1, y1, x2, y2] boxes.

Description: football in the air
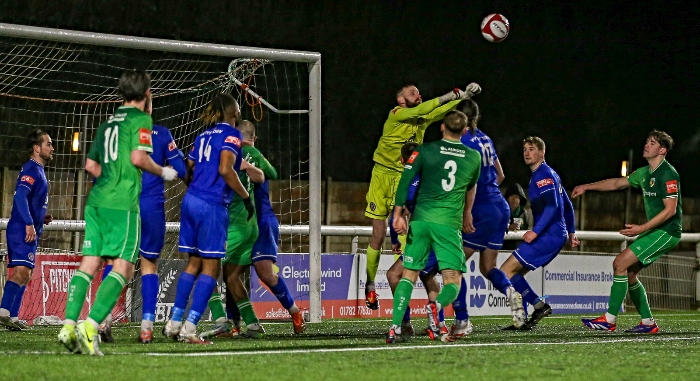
[[481, 14, 510, 42]]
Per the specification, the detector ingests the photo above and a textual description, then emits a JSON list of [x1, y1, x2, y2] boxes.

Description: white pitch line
[[2, 336, 699, 357], [143, 335, 700, 357]]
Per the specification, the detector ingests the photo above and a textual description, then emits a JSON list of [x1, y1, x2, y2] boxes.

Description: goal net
[[0, 24, 322, 324]]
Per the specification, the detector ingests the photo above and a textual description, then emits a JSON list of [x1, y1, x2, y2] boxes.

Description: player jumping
[[365, 83, 481, 310]]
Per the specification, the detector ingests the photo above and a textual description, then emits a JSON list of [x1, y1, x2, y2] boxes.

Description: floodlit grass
[[1, 312, 700, 381]]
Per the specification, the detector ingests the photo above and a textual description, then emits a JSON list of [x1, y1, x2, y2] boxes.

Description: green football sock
[[628, 281, 653, 319], [436, 283, 460, 308], [236, 299, 259, 326], [606, 275, 628, 316], [64, 270, 93, 323], [208, 292, 226, 321], [88, 272, 127, 324], [366, 246, 381, 283], [391, 278, 414, 327]]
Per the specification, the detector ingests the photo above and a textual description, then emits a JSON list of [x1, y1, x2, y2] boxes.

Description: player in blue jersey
[[500, 136, 579, 330], [136, 98, 187, 342], [163, 93, 258, 344], [97, 97, 187, 343], [454, 99, 525, 334], [385, 142, 447, 339], [201, 120, 305, 339], [0, 130, 53, 330]]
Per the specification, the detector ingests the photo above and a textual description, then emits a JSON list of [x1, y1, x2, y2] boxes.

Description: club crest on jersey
[[168, 141, 177, 151], [649, 178, 655, 187], [139, 128, 152, 145], [20, 175, 35, 185], [369, 202, 376, 211], [225, 135, 242, 147], [666, 180, 678, 193], [407, 151, 419, 164], [536, 178, 554, 188]]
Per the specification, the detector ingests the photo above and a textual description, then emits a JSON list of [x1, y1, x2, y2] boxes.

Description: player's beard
[[405, 98, 421, 108], [40, 152, 53, 163]]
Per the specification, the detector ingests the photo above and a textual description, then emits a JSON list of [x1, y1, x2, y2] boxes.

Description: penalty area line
[[143, 335, 700, 357]]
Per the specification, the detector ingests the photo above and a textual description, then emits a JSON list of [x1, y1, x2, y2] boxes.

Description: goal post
[[0, 23, 323, 323]]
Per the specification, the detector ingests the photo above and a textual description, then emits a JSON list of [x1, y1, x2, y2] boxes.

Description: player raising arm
[[387, 110, 481, 343], [58, 70, 178, 355], [577, 130, 681, 334], [364, 82, 481, 310]]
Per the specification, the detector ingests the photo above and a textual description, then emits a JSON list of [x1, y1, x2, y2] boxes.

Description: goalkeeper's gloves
[[438, 88, 467, 104], [161, 166, 178, 181], [466, 82, 481, 97], [243, 197, 255, 221]]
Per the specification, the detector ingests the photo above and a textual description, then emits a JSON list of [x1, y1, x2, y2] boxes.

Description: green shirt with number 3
[[395, 139, 481, 230]]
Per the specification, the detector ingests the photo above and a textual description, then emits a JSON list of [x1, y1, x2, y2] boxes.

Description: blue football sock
[[0, 281, 20, 311], [269, 277, 295, 310], [186, 274, 218, 325], [171, 271, 196, 322], [511, 273, 540, 305], [452, 277, 470, 320], [10, 285, 26, 318], [403, 306, 411, 322], [101, 264, 113, 281], [486, 268, 512, 295], [439, 308, 445, 323], [141, 274, 159, 322]]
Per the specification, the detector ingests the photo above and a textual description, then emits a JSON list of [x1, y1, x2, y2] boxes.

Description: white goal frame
[[0, 23, 324, 322]]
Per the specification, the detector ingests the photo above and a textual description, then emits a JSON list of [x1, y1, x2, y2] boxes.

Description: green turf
[[1, 312, 700, 381]]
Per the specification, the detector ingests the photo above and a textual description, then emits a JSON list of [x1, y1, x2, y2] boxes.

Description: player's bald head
[[442, 110, 468, 137], [237, 120, 256, 141]]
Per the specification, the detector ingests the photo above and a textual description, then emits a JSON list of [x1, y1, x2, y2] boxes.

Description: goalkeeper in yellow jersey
[[363, 82, 481, 309]]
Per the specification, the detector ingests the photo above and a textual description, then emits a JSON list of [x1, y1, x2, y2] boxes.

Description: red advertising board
[[10, 253, 126, 324]]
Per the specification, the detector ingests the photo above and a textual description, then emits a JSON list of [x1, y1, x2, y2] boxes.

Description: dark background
[[2, 0, 699, 194]]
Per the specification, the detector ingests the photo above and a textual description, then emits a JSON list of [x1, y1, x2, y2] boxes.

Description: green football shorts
[[82, 205, 141, 263], [403, 221, 466, 273], [630, 229, 680, 266], [223, 223, 259, 266]]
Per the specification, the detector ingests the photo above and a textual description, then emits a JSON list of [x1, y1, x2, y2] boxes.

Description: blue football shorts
[[178, 192, 228, 259]]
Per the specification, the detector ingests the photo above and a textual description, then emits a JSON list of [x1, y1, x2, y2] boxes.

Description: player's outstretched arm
[[571, 177, 628, 198], [131, 150, 177, 181]]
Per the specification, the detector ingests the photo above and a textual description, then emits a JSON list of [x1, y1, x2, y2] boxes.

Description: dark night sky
[[2, 1, 699, 195]]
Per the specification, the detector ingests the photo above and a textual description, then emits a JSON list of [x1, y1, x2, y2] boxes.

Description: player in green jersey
[[58, 70, 179, 355], [364, 82, 481, 310], [574, 130, 681, 334], [386, 110, 481, 343]]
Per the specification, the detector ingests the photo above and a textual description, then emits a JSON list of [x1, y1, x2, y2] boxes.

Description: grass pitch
[[1, 312, 700, 381]]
